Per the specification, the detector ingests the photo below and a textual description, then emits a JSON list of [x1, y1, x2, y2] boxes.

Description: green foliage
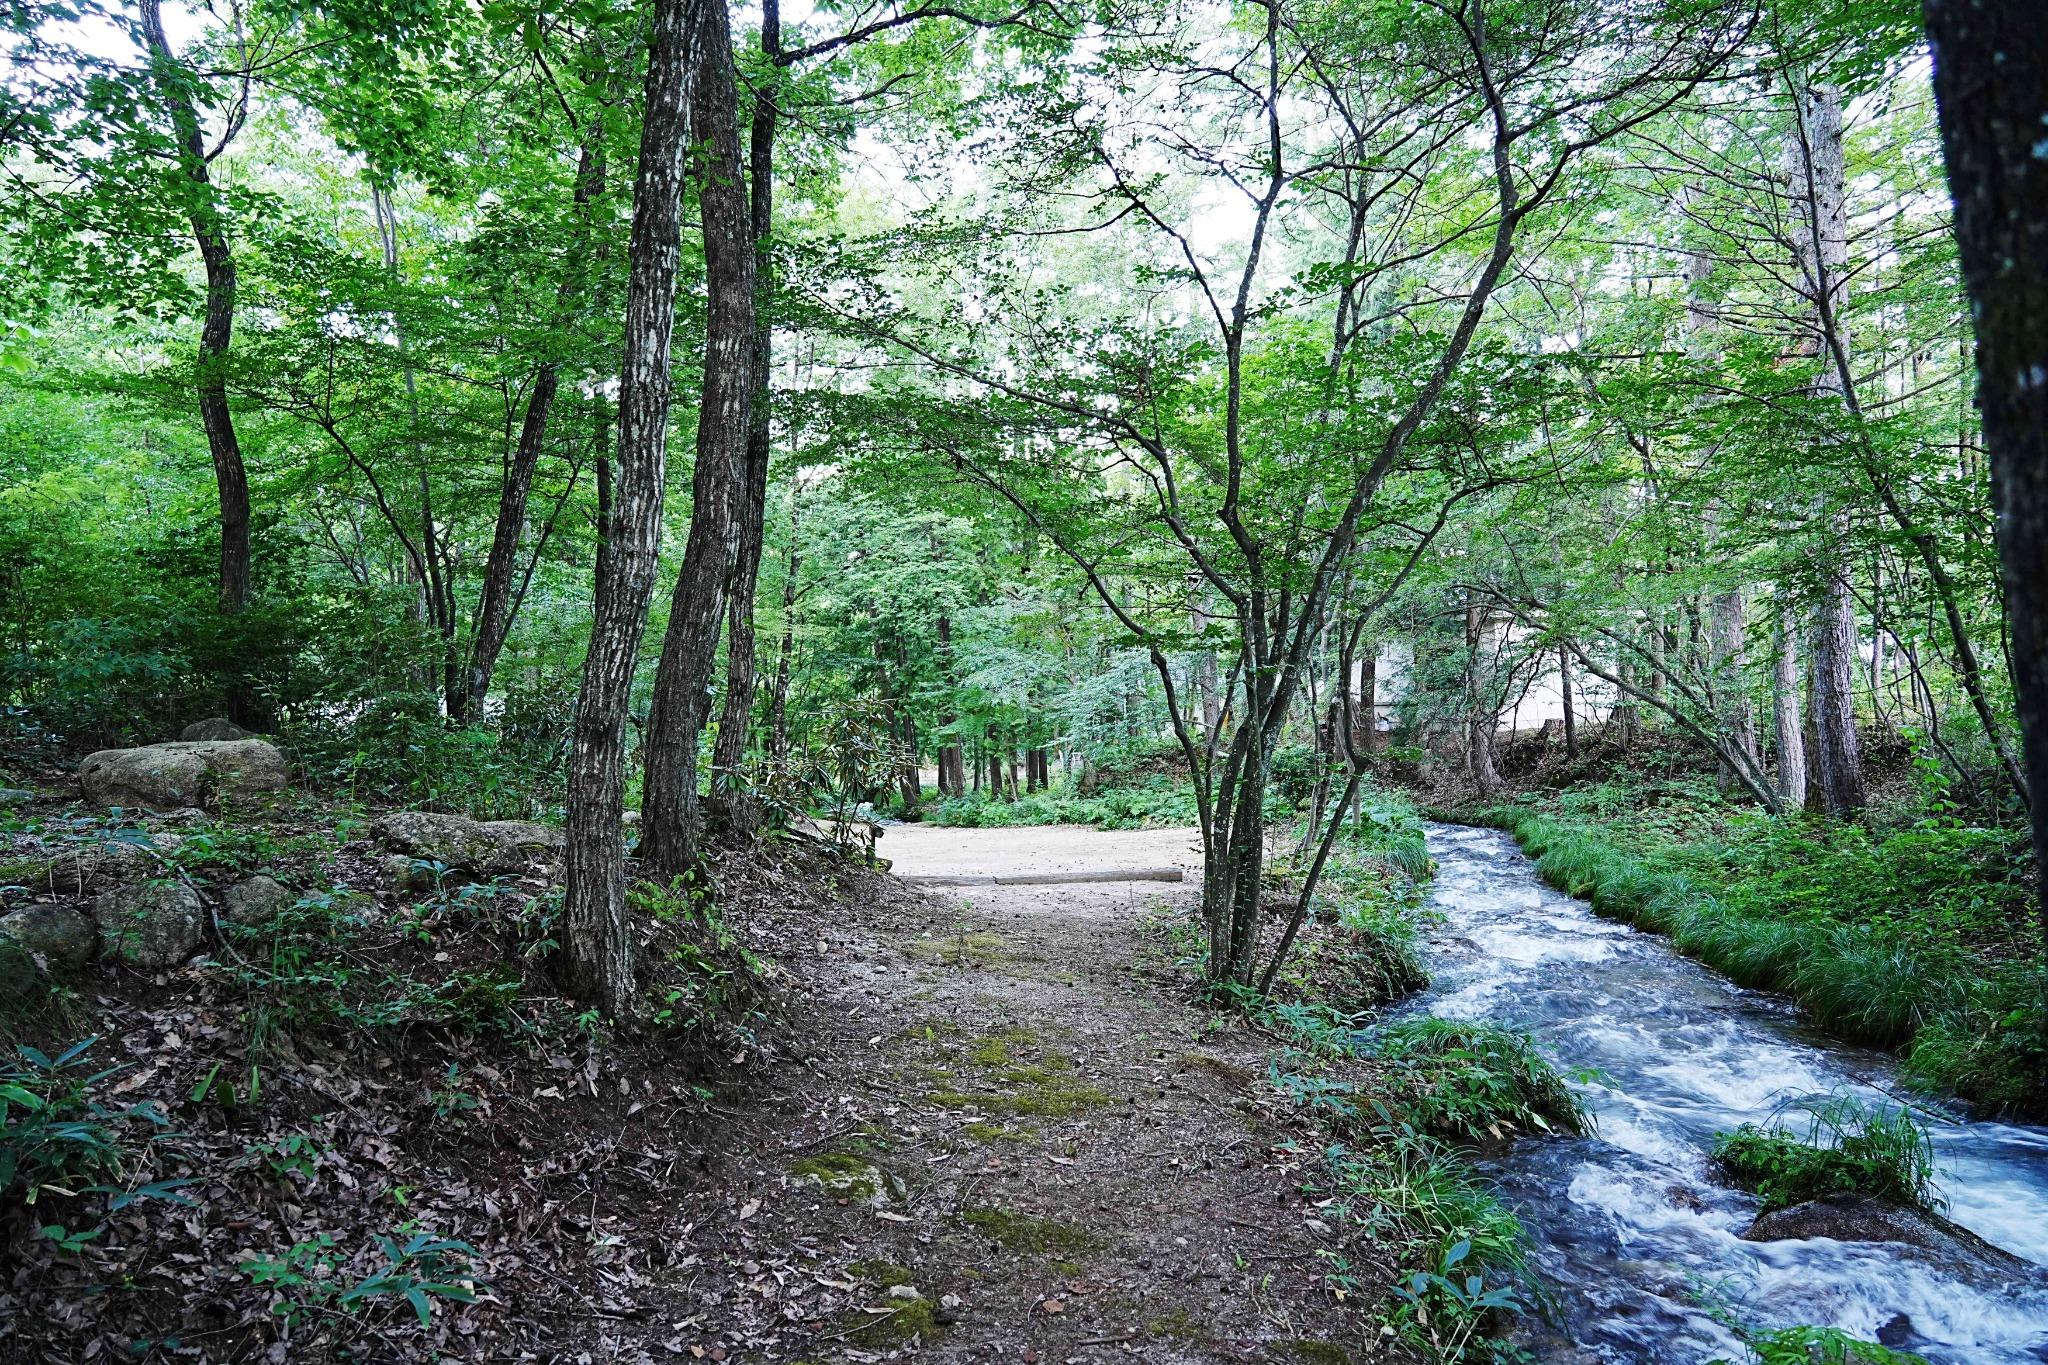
[[1712, 1094, 1939, 1213], [240, 1227, 482, 1329], [1717, 1325, 1926, 1365], [1368, 1017, 1592, 1143], [0, 1038, 172, 1214]]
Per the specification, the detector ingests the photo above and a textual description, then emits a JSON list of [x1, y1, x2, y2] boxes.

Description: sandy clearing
[[879, 821, 1204, 880]]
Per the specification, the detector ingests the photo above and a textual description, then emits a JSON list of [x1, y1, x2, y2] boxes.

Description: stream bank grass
[[1369, 1017, 1590, 1142], [1712, 1094, 1939, 1213], [1470, 801, 2047, 1117]]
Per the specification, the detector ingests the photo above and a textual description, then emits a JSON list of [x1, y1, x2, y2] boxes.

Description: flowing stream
[[1410, 823, 2048, 1362]]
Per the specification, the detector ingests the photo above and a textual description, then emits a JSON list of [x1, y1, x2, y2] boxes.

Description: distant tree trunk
[[767, 485, 800, 761], [935, 613, 965, 796], [1357, 647, 1380, 754], [1709, 585, 1759, 783], [1557, 646, 1578, 759], [639, 0, 756, 880], [140, 0, 253, 724], [704, 0, 782, 836], [1788, 83, 1867, 815], [561, 0, 702, 1018], [1923, 0, 2048, 940], [463, 119, 611, 721], [1773, 593, 1809, 808]]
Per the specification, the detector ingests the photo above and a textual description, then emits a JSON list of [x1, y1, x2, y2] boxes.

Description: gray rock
[[375, 811, 563, 877], [0, 904, 96, 971], [0, 787, 36, 805], [373, 811, 498, 871], [477, 819, 565, 871], [219, 873, 293, 925], [179, 717, 251, 742], [80, 739, 287, 809], [91, 880, 205, 969], [1744, 1193, 2032, 1284], [12, 834, 181, 895], [383, 853, 436, 894]]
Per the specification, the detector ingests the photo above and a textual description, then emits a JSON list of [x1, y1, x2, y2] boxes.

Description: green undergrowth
[[1712, 1094, 1939, 1214], [1264, 1002, 1587, 1361], [1465, 788, 2046, 1117]]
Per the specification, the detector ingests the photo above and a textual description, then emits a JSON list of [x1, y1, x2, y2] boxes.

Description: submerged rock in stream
[[1744, 1193, 2035, 1283]]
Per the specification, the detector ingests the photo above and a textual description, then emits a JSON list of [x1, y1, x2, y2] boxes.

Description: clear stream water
[[1412, 823, 2048, 1363]]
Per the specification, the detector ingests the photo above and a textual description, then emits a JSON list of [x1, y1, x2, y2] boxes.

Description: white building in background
[[1363, 635, 1621, 738]]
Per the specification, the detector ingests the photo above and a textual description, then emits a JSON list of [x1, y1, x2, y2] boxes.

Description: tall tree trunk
[[1773, 592, 1809, 808], [463, 119, 611, 721], [639, 0, 756, 879], [1557, 646, 1578, 759], [1788, 83, 1867, 814], [140, 0, 253, 723], [935, 612, 965, 795], [1922, 0, 2048, 941], [767, 483, 800, 761], [561, 0, 703, 1018], [704, 0, 782, 834]]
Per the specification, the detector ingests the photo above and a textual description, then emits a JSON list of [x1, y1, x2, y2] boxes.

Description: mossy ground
[[957, 1206, 1104, 1255]]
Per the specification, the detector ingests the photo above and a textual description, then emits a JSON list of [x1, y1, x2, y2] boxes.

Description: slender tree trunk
[[1923, 0, 2048, 942], [704, 0, 782, 835], [935, 612, 965, 796], [464, 120, 611, 721], [1558, 646, 1578, 758], [140, 0, 253, 724], [767, 484, 800, 761], [639, 0, 756, 879], [1788, 83, 1867, 814], [1774, 593, 1809, 808], [561, 0, 703, 1017]]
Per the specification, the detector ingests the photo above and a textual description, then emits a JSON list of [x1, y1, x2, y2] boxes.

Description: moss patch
[[789, 1151, 902, 1204], [961, 1120, 1028, 1143], [847, 1259, 915, 1288], [903, 930, 1012, 967], [1284, 1342, 1353, 1364], [957, 1206, 1103, 1255]]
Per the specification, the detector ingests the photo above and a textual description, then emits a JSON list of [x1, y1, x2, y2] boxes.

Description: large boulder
[[374, 811, 562, 879], [179, 717, 251, 742], [80, 740, 287, 809], [1744, 1193, 2031, 1285], [91, 880, 205, 969], [0, 904, 96, 972]]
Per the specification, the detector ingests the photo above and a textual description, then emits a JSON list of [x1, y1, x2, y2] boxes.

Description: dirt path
[[649, 824, 1371, 1364]]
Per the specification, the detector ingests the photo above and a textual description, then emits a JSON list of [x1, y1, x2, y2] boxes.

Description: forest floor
[[650, 821, 1385, 1364], [0, 764, 1396, 1364]]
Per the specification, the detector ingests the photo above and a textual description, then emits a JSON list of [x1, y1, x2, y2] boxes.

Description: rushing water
[[1411, 823, 2048, 1363]]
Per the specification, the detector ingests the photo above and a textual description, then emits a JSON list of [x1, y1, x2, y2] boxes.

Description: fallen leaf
[[1041, 1298, 1065, 1314]]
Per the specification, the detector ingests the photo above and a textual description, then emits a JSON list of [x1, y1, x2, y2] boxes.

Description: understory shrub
[[1711, 1094, 1938, 1213], [0, 1038, 177, 1228]]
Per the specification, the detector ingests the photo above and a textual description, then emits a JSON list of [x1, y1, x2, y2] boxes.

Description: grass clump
[[1369, 1017, 1590, 1142], [1720, 1324, 1927, 1365], [1712, 1094, 1938, 1213], [957, 1206, 1102, 1254]]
